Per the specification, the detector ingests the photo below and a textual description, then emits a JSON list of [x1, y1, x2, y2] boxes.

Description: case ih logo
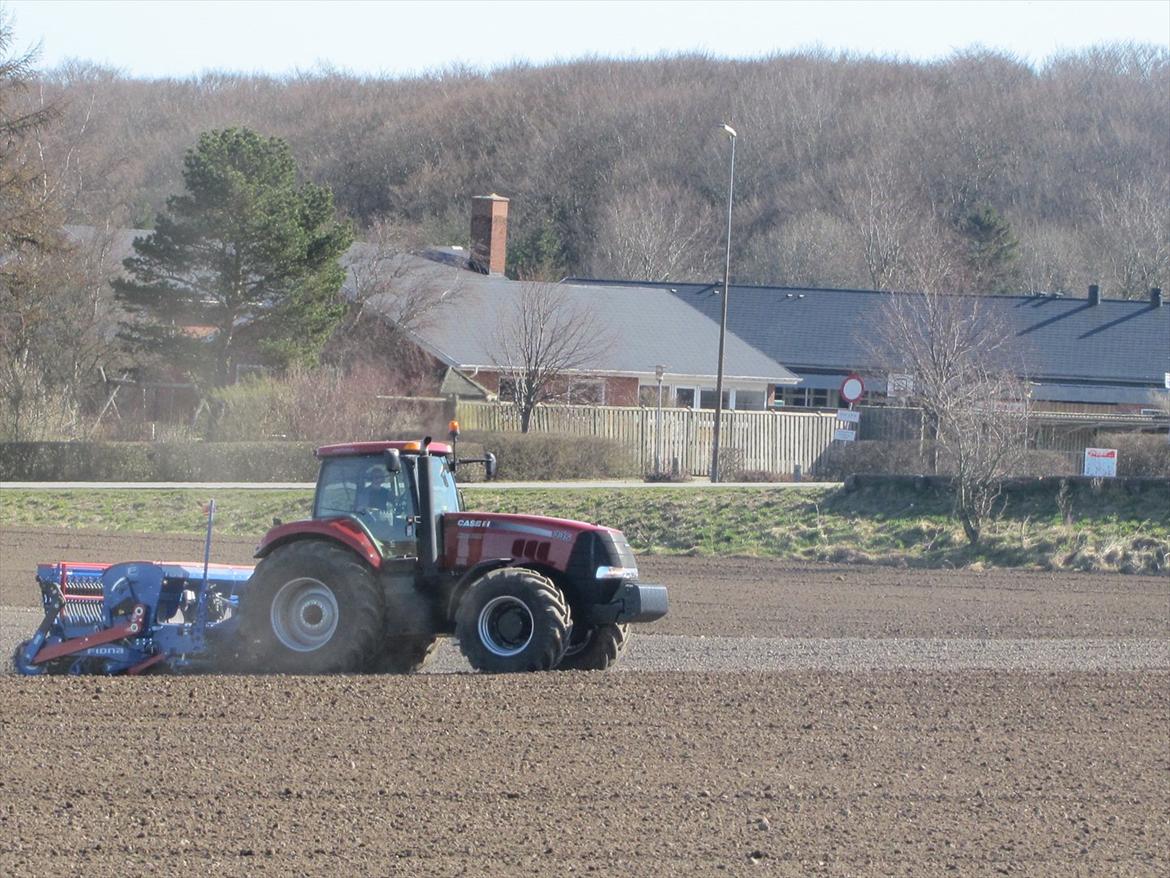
[[458, 519, 492, 528]]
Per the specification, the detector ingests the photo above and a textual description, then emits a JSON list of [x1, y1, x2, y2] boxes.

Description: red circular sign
[[840, 374, 865, 404]]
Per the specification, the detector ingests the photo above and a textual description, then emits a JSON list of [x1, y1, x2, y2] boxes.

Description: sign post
[[834, 374, 865, 443]]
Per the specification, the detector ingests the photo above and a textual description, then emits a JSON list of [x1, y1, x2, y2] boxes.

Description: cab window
[[314, 455, 417, 544], [429, 456, 461, 517]]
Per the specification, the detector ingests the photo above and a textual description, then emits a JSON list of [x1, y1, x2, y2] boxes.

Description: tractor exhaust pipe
[[416, 437, 440, 570]]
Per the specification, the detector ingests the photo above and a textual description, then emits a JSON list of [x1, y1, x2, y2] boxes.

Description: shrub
[[816, 440, 928, 479], [1013, 450, 1079, 477], [737, 469, 791, 483], [0, 442, 318, 481], [459, 431, 637, 481], [207, 365, 449, 442], [643, 469, 693, 483], [1098, 432, 1170, 478]]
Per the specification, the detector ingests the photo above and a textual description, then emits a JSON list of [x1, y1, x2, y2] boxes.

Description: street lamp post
[[655, 364, 666, 473], [710, 123, 737, 483]]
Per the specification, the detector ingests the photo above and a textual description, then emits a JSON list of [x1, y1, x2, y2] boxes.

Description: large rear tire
[[237, 540, 383, 674], [456, 568, 570, 673], [557, 623, 629, 671], [370, 577, 438, 674]]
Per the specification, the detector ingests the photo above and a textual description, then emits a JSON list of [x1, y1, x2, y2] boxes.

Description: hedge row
[[0, 433, 638, 482], [0, 442, 320, 482], [456, 432, 638, 481], [817, 433, 1170, 480]]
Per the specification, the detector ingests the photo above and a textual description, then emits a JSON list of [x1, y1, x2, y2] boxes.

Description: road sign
[[833, 428, 857, 442], [1083, 447, 1117, 477], [887, 372, 914, 399], [840, 374, 865, 404], [836, 409, 860, 423]]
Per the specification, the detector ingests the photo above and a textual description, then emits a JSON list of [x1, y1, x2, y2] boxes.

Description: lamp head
[[721, 123, 737, 138]]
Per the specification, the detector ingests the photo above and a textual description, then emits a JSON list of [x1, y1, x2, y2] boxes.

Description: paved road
[[1, 479, 839, 490], [5, 606, 1166, 674]]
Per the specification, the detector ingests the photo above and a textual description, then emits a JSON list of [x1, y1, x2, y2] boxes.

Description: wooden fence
[[456, 401, 840, 476], [455, 400, 1167, 477]]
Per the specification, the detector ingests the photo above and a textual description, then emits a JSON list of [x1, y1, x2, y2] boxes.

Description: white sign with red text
[[1083, 448, 1118, 477]]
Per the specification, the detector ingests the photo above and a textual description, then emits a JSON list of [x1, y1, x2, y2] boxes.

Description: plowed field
[[1, 527, 1167, 876]]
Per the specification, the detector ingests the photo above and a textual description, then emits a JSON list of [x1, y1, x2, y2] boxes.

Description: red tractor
[[234, 438, 667, 673]]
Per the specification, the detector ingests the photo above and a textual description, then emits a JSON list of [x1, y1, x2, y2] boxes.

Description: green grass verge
[[1, 484, 1166, 574]]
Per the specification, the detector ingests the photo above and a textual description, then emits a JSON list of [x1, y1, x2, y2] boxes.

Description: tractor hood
[[442, 512, 633, 575]]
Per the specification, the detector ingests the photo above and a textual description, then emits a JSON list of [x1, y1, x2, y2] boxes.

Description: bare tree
[[0, 16, 123, 439], [326, 217, 463, 385], [490, 283, 612, 433], [0, 225, 123, 439], [585, 181, 719, 282], [870, 290, 1028, 544], [1087, 178, 1170, 299]]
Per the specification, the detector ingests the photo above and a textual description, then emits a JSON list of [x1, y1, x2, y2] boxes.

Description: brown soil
[[3, 527, 1167, 638], [2, 527, 1168, 876], [0, 672, 1165, 877]]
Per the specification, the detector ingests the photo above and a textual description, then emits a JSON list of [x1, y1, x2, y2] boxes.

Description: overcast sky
[[6, 0, 1169, 78]]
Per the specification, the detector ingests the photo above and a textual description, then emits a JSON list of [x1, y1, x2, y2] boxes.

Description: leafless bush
[[1099, 432, 1170, 478], [869, 291, 1029, 544], [208, 364, 443, 443], [817, 440, 929, 479]]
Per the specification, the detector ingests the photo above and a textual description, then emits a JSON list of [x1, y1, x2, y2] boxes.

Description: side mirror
[[384, 448, 401, 473], [484, 452, 497, 481]]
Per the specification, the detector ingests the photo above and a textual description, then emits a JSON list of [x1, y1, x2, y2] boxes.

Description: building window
[[498, 376, 519, 402], [736, 389, 766, 410], [675, 387, 696, 409], [699, 388, 732, 410], [567, 380, 605, 405], [639, 385, 669, 406], [775, 387, 835, 408]]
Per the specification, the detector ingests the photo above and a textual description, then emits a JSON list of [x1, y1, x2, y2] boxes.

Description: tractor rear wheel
[[455, 568, 570, 673], [370, 577, 438, 674], [237, 540, 383, 674], [556, 623, 629, 671]]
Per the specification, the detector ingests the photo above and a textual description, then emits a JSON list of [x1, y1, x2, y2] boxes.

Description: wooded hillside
[[25, 46, 1170, 296]]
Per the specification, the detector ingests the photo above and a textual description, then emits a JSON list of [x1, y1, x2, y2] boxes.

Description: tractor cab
[[311, 441, 463, 559]]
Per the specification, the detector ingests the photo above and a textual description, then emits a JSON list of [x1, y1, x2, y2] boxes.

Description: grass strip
[[1, 486, 1166, 574]]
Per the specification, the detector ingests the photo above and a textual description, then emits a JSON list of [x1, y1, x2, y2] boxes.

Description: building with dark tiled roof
[[569, 278, 1170, 414]]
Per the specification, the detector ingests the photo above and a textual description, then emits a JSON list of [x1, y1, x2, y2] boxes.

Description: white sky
[[6, 0, 1169, 78]]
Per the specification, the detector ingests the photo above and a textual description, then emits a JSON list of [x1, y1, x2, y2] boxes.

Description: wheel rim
[[477, 595, 535, 657], [270, 577, 340, 652]]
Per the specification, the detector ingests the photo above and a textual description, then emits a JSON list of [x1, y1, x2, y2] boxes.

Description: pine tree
[[114, 128, 352, 386], [959, 205, 1020, 294]]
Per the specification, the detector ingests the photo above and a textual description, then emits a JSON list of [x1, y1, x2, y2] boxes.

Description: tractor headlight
[[595, 565, 639, 580]]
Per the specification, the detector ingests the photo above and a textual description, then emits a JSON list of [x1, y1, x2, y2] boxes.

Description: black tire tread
[[236, 540, 383, 674], [455, 567, 570, 673], [556, 623, 629, 671]]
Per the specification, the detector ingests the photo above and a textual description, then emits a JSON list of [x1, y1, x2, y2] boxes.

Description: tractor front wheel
[[456, 568, 570, 673], [557, 623, 629, 671], [237, 540, 383, 674]]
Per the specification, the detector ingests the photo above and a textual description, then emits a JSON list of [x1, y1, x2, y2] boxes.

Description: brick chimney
[[470, 193, 509, 276], [1151, 287, 1163, 308], [1087, 284, 1099, 306]]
